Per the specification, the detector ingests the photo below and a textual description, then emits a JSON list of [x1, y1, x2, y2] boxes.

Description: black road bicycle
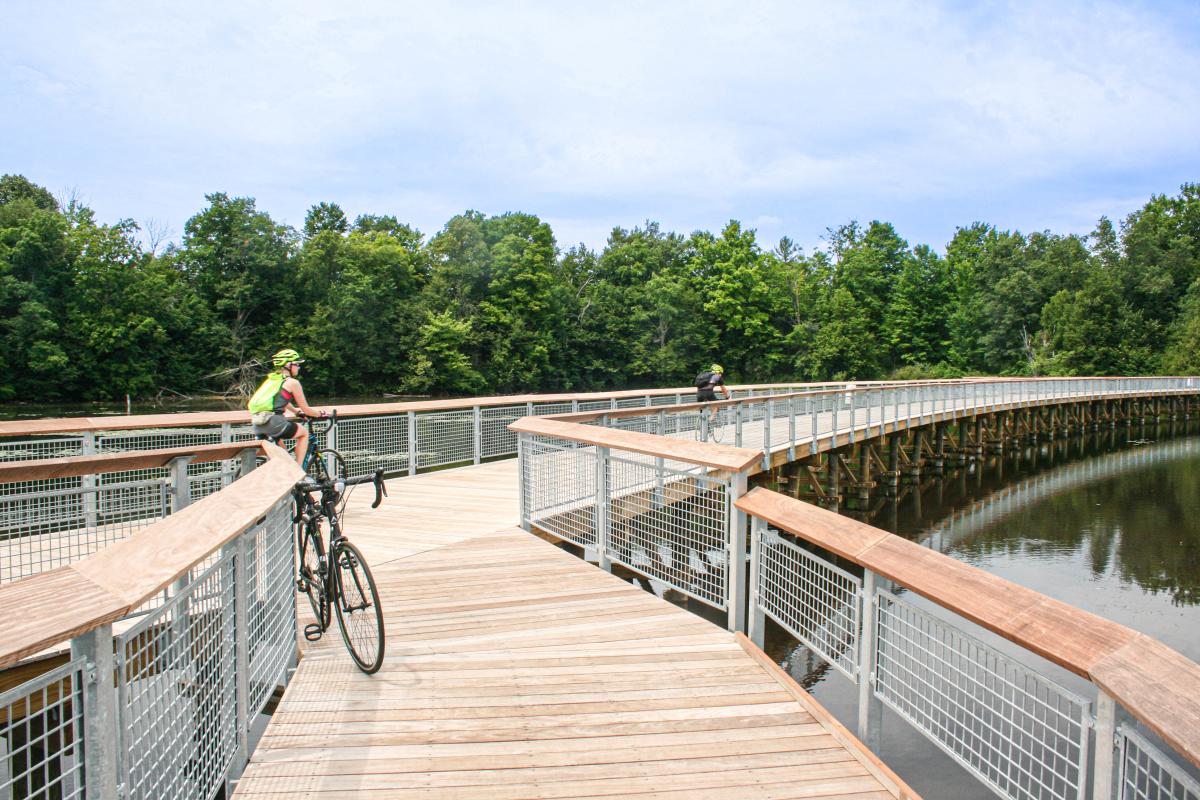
[[294, 467, 388, 673], [261, 411, 387, 674]]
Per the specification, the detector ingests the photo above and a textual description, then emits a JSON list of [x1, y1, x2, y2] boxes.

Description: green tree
[[399, 311, 484, 395], [178, 193, 297, 366]]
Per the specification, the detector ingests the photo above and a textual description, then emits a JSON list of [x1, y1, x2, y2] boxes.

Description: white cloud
[[2, 0, 1197, 250]]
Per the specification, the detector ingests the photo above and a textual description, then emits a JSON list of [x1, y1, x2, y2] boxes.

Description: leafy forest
[[2, 173, 1199, 402]]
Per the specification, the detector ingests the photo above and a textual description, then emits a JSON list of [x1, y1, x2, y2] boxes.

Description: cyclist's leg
[[293, 424, 312, 468]]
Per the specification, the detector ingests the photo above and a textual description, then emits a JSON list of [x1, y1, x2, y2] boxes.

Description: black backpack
[[695, 370, 713, 389]]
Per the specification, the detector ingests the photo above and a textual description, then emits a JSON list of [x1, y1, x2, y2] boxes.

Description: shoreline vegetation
[[2, 174, 1198, 405]]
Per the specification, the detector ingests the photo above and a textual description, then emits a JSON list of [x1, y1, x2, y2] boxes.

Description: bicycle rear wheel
[[331, 540, 385, 674], [298, 523, 330, 630]]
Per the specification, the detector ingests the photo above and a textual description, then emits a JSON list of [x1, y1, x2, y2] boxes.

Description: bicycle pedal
[[303, 623, 324, 641]]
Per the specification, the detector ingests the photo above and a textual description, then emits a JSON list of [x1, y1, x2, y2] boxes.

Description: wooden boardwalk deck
[[235, 460, 913, 799]]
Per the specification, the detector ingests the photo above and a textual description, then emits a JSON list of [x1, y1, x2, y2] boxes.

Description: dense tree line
[[2, 173, 1199, 402]]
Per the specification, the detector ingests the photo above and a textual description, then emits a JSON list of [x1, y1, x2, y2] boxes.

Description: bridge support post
[[826, 452, 840, 511], [726, 469, 748, 633], [857, 570, 882, 752], [72, 624, 120, 800]]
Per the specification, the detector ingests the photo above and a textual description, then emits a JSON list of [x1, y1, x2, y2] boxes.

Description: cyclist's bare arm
[[283, 378, 324, 417]]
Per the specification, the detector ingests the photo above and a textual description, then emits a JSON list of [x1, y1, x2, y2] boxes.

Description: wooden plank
[[736, 634, 920, 800]]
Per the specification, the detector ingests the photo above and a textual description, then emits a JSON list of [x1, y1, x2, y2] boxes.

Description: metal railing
[[580, 377, 1200, 473], [0, 446, 300, 800], [514, 376, 1200, 800], [518, 432, 747, 626], [0, 449, 252, 584], [741, 494, 1200, 800]]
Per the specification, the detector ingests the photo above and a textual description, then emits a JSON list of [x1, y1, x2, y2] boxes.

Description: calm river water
[[762, 422, 1200, 799]]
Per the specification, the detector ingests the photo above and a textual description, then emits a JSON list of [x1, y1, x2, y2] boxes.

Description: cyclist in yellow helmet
[[248, 348, 327, 466], [694, 363, 731, 441]]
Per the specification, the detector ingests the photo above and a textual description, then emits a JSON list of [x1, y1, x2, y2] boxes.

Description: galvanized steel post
[[71, 624, 120, 800], [857, 569, 882, 751], [169, 455, 193, 512], [82, 431, 98, 529], [228, 531, 251, 787], [472, 406, 482, 465], [594, 445, 611, 571], [727, 470, 749, 633], [748, 516, 766, 648], [517, 433, 528, 529], [1092, 691, 1118, 800], [407, 411, 417, 476]]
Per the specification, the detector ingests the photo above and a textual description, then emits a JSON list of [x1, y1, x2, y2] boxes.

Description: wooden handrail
[[0, 443, 304, 670], [0, 441, 265, 483], [508, 416, 763, 471], [735, 487, 1200, 770]]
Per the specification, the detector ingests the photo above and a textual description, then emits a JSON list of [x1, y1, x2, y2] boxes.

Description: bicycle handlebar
[[295, 468, 388, 508]]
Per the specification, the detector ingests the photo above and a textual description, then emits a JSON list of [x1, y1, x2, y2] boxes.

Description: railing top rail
[[0, 440, 264, 484], [510, 416, 762, 471], [0, 442, 303, 670], [736, 486, 1200, 771]]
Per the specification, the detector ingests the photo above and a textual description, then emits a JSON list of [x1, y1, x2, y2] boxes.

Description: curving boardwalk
[[233, 461, 913, 799]]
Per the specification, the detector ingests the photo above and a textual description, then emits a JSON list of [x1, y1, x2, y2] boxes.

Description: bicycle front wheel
[[331, 540, 385, 674]]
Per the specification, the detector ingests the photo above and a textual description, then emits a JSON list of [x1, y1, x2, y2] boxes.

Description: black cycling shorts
[[253, 413, 298, 440], [696, 389, 718, 403]]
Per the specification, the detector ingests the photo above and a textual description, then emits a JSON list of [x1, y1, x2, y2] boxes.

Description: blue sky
[[3, 0, 1198, 255]]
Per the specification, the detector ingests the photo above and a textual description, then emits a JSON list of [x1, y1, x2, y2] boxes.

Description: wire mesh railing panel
[[337, 414, 408, 478], [0, 482, 168, 583], [578, 400, 613, 412], [756, 529, 861, 679], [0, 436, 87, 464], [520, 435, 597, 548], [244, 500, 295, 720], [606, 452, 730, 609], [651, 394, 681, 406], [616, 396, 650, 409], [118, 554, 238, 800], [98, 428, 225, 454], [415, 410, 474, 469], [482, 405, 525, 459], [533, 402, 573, 416], [873, 590, 1090, 800], [1119, 728, 1200, 800], [0, 658, 86, 800]]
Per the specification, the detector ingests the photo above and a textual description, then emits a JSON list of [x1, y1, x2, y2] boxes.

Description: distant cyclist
[[695, 363, 730, 404], [248, 348, 327, 466]]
